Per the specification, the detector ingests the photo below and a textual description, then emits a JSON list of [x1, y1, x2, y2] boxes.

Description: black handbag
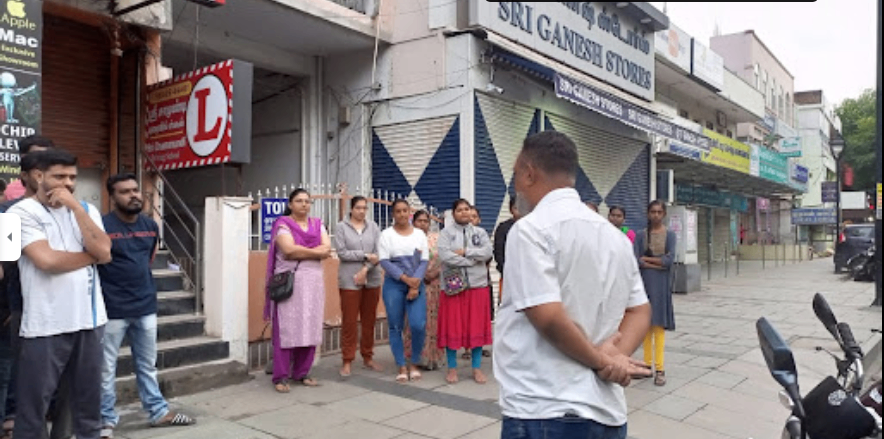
[[267, 262, 300, 302]]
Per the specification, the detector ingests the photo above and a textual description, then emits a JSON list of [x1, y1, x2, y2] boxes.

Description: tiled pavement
[[112, 258, 881, 439]]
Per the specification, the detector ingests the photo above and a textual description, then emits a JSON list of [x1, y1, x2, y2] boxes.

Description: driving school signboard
[[144, 59, 253, 171], [260, 198, 287, 243]]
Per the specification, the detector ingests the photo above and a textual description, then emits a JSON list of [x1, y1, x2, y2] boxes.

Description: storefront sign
[[762, 113, 776, 133], [690, 39, 724, 91], [877, 183, 882, 220], [654, 22, 691, 73], [556, 73, 712, 151], [0, 0, 42, 185], [701, 129, 751, 174], [821, 181, 838, 203], [756, 197, 770, 212], [685, 209, 697, 252], [260, 198, 287, 243], [669, 142, 702, 161], [473, 2, 656, 100], [750, 144, 790, 185], [791, 208, 837, 225], [144, 59, 253, 171], [792, 164, 809, 183], [676, 184, 748, 212], [779, 137, 801, 157]]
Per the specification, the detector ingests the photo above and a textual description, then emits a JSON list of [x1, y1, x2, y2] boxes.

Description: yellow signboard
[[877, 183, 882, 220], [701, 129, 752, 175]]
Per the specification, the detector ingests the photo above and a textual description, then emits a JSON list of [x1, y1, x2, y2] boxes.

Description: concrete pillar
[[204, 196, 252, 365]]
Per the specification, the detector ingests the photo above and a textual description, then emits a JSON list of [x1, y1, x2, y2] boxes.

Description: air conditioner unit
[[656, 170, 675, 203]]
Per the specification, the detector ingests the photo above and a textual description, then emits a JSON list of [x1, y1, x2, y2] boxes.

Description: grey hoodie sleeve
[[334, 222, 366, 262], [465, 228, 493, 262]]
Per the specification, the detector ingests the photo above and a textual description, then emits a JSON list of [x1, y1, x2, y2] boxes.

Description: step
[[120, 315, 205, 347], [157, 290, 195, 316], [115, 359, 250, 406], [150, 250, 172, 270], [115, 336, 228, 377], [153, 269, 185, 292]]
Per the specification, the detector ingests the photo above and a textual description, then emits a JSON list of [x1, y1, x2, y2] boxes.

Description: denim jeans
[[101, 314, 169, 426], [501, 416, 627, 439], [382, 279, 426, 367]]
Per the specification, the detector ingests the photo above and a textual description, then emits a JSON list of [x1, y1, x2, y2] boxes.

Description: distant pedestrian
[[264, 188, 331, 393], [438, 199, 493, 385], [335, 196, 384, 377], [403, 210, 445, 370], [635, 200, 677, 387], [378, 199, 429, 383], [608, 205, 636, 243], [496, 131, 652, 439], [98, 174, 195, 438]]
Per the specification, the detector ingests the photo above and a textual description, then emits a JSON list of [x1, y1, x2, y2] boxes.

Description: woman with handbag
[[437, 199, 493, 385], [378, 199, 430, 383], [403, 210, 445, 370], [264, 188, 332, 393], [634, 200, 677, 387], [335, 196, 384, 377]]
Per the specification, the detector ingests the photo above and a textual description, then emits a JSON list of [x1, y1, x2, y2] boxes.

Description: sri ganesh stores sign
[[144, 59, 252, 171], [470, 1, 656, 101]]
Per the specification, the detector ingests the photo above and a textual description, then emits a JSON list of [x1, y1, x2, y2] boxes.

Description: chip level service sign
[[145, 60, 253, 171]]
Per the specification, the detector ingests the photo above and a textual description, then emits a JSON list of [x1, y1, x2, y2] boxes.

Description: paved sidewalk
[[110, 258, 881, 439]]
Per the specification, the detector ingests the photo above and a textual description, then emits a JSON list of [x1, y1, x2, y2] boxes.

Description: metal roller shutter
[[713, 209, 731, 261], [698, 207, 710, 264], [474, 93, 539, 234], [545, 112, 650, 232], [41, 15, 111, 169], [371, 116, 460, 219]]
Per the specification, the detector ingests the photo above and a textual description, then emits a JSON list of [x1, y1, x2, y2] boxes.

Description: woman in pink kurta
[[264, 188, 332, 393]]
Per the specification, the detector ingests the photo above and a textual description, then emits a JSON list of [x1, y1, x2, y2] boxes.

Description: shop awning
[[485, 33, 715, 153], [657, 151, 803, 198]]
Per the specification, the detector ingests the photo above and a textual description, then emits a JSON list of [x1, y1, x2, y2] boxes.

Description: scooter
[[847, 245, 878, 282], [756, 293, 882, 439]]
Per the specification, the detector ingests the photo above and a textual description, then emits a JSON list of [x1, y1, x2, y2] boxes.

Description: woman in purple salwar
[[264, 188, 332, 393]]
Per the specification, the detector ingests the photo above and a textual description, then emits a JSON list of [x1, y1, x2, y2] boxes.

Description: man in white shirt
[[8, 149, 112, 439], [495, 131, 652, 439]]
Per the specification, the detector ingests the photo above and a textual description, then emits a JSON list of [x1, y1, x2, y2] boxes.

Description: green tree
[[836, 89, 877, 191]]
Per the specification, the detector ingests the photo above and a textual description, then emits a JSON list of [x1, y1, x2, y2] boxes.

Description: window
[[727, 130, 734, 138], [706, 121, 715, 130], [754, 64, 760, 90], [678, 109, 689, 118], [693, 119, 701, 125]]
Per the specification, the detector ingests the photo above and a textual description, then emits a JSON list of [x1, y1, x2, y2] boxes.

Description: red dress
[[436, 286, 493, 350]]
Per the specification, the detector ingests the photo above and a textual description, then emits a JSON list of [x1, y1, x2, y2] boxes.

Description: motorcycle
[[847, 245, 877, 282], [756, 293, 882, 439]]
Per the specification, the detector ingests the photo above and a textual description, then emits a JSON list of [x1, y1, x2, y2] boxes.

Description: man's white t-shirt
[[9, 198, 109, 338], [494, 188, 648, 426]]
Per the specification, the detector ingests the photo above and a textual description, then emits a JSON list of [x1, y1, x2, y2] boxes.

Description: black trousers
[[14, 327, 103, 439]]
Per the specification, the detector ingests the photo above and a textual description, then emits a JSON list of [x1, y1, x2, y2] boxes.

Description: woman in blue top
[[634, 200, 677, 387], [377, 199, 429, 383]]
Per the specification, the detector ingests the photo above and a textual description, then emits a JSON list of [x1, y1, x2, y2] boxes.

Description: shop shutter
[[714, 209, 732, 261], [41, 15, 111, 169], [546, 112, 650, 232], [372, 115, 460, 219], [474, 93, 539, 233], [698, 207, 710, 264]]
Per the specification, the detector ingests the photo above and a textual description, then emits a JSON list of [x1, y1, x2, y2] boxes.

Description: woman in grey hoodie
[[437, 199, 494, 385], [334, 196, 383, 377]]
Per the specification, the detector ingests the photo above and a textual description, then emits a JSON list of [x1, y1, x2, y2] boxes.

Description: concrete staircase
[[114, 250, 250, 404]]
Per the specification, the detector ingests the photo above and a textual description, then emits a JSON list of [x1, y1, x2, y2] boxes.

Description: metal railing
[[141, 152, 202, 313], [247, 183, 442, 251]]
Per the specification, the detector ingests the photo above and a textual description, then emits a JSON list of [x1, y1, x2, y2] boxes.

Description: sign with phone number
[[260, 198, 288, 243]]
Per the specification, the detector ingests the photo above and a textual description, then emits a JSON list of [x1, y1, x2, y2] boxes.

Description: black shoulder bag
[[267, 261, 301, 302]]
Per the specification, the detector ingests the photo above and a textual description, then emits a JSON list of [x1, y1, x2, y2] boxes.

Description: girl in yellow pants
[[635, 201, 677, 386]]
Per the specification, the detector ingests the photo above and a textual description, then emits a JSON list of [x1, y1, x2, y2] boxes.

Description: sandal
[[151, 412, 196, 427], [654, 370, 667, 387], [100, 425, 114, 438], [274, 382, 291, 393], [299, 377, 320, 387], [395, 373, 409, 383], [408, 369, 422, 382]]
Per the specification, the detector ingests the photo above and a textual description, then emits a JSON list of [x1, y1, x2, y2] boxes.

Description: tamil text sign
[[144, 59, 253, 171], [0, 0, 42, 185], [473, 2, 656, 100]]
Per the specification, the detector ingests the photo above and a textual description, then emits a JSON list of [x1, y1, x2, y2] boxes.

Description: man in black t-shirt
[[97, 174, 194, 438]]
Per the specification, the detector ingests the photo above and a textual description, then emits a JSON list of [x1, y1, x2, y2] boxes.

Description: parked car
[[835, 224, 875, 273]]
